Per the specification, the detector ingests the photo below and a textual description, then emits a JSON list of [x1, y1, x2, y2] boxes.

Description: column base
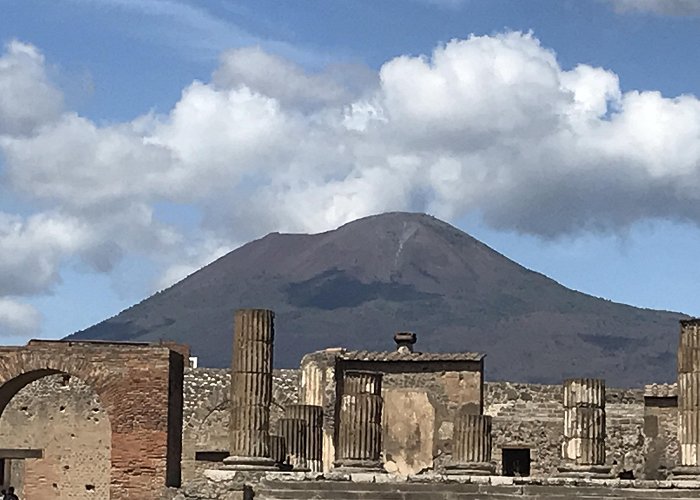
[[221, 455, 279, 471], [443, 462, 496, 476], [671, 466, 700, 480], [333, 458, 384, 473], [557, 464, 612, 479]]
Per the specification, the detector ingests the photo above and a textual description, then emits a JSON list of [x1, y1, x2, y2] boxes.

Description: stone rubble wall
[[182, 368, 675, 479], [182, 368, 299, 482], [484, 382, 660, 477]]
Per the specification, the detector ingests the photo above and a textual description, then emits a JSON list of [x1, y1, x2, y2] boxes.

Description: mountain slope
[[67, 212, 684, 386]]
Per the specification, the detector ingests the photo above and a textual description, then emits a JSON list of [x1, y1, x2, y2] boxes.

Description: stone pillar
[[675, 319, 700, 478], [224, 308, 276, 469], [286, 404, 324, 473], [335, 371, 384, 470], [278, 418, 308, 470], [445, 408, 494, 475], [558, 378, 610, 478], [269, 435, 287, 467]]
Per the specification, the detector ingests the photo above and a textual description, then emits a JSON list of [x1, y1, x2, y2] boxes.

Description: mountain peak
[[68, 212, 683, 387]]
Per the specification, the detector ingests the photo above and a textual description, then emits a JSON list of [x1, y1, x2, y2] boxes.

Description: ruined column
[[223, 308, 276, 469], [558, 378, 610, 478], [269, 435, 287, 467], [286, 404, 324, 473], [675, 319, 700, 478], [445, 407, 495, 475], [335, 371, 384, 470], [278, 418, 308, 470]]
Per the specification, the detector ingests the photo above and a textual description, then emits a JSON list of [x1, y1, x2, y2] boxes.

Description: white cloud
[[0, 40, 63, 135], [609, 0, 700, 15], [3, 32, 700, 314], [0, 299, 41, 338]]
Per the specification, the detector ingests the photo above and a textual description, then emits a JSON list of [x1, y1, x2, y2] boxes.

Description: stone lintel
[[0, 448, 43, 459]]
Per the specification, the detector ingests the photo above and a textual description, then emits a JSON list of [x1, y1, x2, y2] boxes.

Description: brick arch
[[0, 340, 184, 500]]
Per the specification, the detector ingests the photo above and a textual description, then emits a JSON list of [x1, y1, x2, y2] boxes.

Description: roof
[[644, 383, 677, 398], [339, 350, 485, 362]]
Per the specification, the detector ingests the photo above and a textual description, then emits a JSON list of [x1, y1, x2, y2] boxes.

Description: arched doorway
[[0, 340, 185, 500], [0, 373, 111, 498]]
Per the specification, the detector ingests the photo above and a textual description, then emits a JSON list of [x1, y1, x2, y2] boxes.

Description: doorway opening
[[502, 448, 531, 476]]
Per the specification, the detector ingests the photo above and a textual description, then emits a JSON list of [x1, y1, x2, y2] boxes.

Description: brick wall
[[0, 374, 111, 499], [0, 341, 184, 500]]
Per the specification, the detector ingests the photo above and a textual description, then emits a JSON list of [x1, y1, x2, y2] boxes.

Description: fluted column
[[679, 319, 700, 468], [278, 418, 308, 470], [557, 378, 610, 478], [269, 435, 287, 466], [562, 378, 606, 465], [224, 309, 276, 468], [444, 407, 494, 475], [454, 413, 492, 463], [286, 404, 324, 472], [335, 371, 383, 470]]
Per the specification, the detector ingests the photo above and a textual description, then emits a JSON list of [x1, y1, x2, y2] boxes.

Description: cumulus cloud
[[0, 40, 63, 135], [3, 32, 700, 327], [0, 299, 41, 338], [609, 0, 700, 15]]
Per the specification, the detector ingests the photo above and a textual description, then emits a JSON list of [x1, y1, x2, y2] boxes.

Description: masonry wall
[[484, 382, 648, 477], [643, 400, 679, 477], [181, 368, 299, 482], [0, 363, 674, 495], [0, 374, 111, 499]]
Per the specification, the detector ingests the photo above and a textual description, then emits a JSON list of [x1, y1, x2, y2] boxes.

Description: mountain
[[67, 212, 685, 387]]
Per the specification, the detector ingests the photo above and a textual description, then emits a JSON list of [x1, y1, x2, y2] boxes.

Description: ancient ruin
[[0, 340, 184, 500], [5, 310, 700, 499]]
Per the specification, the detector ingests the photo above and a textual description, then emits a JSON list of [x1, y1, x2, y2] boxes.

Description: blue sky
[[1, 0, 700, 343]]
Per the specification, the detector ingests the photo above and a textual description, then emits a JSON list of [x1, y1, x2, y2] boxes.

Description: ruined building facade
[[0, 313, 698, 499]]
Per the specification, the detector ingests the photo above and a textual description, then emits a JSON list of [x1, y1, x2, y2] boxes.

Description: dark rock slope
[[68, 212, 684, 386]]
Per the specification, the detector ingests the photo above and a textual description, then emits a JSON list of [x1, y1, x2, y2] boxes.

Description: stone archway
[[0, 373, 112, 498], [0, 340, 184, 500]]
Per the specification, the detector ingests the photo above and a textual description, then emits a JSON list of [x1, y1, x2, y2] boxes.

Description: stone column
[[558, 378, 610, 478], [335, 371, 384, 470], [286, 404, 324, 473], [278, 418, 308, 470], [224, 308, 276, 469], [269, 435, 287, 467], [675, 319, 700, 478], [445, 407, 495, 475]]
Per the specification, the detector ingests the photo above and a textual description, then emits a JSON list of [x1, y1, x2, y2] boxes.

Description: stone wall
[[181, 367, 666, 479], [484, 382, 648, 477], [0, 374, 111, 499], [181, 368, 299, 482], [0, 360, 679, 497]]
